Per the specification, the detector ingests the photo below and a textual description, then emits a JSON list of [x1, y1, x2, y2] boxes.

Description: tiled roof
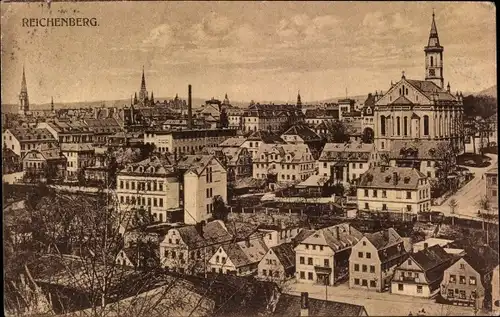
[[176, 154, 219, 175], [319, 142, 373, 162], [270, 243, 295, 270], [177, 220, 233, 249], [60, 143, 94, 152], [247, 131, 285, 144], [25, 143, 66, 161], [297, 175, 329, 188], [365, 228, 402, 250], [254, 144, 312, 163], [6, 128, 56, 142], [119, 155, 176, 176], [411, 245, 453, 283], [293, 229, 315, 245], [463, 245, 499, 276], [300, 223, 363, 252], [282, 124, 322, 142], [225, 221, 260, 240], [304, 108, 339, 119], [273, 294, 366, 317], [219, 137, 246, 147], [223, 238, 268, 268], [406, 79, 457, 101], [358, 166, 426, 190], [389, 140, 449, 160]]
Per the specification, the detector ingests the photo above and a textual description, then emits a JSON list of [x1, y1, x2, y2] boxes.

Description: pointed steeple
[[21, 65, 28, 93], [427, 10, 440, 47], [134, 92, 138, 104], [51, 97, 54, 111], [150, 91, 154, 105], [141, 66, 146, 90], [447, 82, 451, 93], [296, 90, 302, 107]]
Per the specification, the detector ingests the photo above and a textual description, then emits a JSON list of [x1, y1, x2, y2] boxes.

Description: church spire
[[21, 65, 28, 93], [296, 90, 302, 108], [427, 10, 440, 47], [51, 96, 54, 111], [150, 91, 154, 105], [141, 66, 146, 90]]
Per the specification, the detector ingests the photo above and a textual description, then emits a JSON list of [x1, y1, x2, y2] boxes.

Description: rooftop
[[358, 166, 427, 190]]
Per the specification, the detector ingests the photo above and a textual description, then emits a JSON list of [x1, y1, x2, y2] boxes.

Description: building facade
[[485, 167, 498, 211]]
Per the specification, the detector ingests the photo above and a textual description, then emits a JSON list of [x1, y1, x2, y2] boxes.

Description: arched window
[[402, 85, 405, 95], [399, 88, 402, 96], [380, 115, 386, 135], [423, 115, 429, 136], [396, 117, 401, 135], [430, 56, 434, 66], [403, 117, 408, 136]]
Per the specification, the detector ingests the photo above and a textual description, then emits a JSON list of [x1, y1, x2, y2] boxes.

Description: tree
[[324, 120, 350, 143], [448, 198, 458, 215], [361, 128, 374, 144], [462, 95, 497, 119], [212, 195, 229, 222], [477, 195, 491, 212], [431, 141, 459, 191]]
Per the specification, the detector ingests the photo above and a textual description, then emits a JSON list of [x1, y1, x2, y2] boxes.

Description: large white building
[[373, 13, 464, 155], [356, 166, 431, 214], [253, 143, 316, 183], [116, 154, 227, 224]]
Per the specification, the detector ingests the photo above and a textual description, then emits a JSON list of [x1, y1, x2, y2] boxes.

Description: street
[[433, 154, 497, 219], [286, 280, 494, 316]]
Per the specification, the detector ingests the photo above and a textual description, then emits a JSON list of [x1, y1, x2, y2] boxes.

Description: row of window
[[298, 271, 315, 280], [262, 269, 280, 277], [299, 256, 330, 267], [206, 188, 213, 198], [446, 289, 475, 300], [206, 203, 213, 214], [449, 275, 476, 285], [354, 279, 376, 287], [353, 264, 375, 273], [363, 202, 414, 212], [364, 189, 414, 199], [397, 283, 423, 293], [119, 180, 165, 192], [323, 162, 365, 169], [119, 195, 164, 207]]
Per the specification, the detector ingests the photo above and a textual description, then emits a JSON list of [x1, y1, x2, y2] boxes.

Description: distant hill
[[476, 85, 497, 99]]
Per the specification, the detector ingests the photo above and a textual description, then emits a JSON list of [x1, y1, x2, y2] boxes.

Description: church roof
[[405, 79, 456, 101]]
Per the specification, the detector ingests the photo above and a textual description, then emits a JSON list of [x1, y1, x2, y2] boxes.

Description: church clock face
[[429, 69, 435, 76]]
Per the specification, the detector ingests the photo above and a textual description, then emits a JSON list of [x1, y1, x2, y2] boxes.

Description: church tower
[[296, 90, 302, 108], [424, 11, 444, 89], [19, 66, 29, 115], [138, 66, 148, 105]]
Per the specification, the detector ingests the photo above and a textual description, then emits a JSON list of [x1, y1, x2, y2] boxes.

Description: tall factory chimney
[[188, 84, 193, 129]]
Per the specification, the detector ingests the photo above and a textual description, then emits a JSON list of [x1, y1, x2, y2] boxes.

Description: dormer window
[[138, 166, 144, 173]]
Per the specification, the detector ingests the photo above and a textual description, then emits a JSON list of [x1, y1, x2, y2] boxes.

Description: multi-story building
[[3, 128, 58, 158], [116, 155, 180, 222], [258, 224, 303, 248], [257, 243, 296, 281], [208, 236, 268, 276], [295, 223, 363, 286], [37, 120, 94, 144], [201, 146, 252, 182], [176, 155, 227, 225], [60, 143, 95, 180], [357, 166, 431, 214], [159, 220, 233, 275], [440, 245, 498, 309], [304, 107, 339, 127], [242, 101, 304, 133], [349, 228, 407, 292], [83, 118, 122, 146], [318, 142, 375, 183], [281, 124, 324, 159], [22, 143, 67, 182], [241, 130, 285, 158], [253, 144, 315, 183], [144, 128, 237, 155], [391, 245, 453, 298], [227, 107, 244, 130], [485, 167, 498, 211], [116, 154, 227, 225], [373, 13, 464, 154]]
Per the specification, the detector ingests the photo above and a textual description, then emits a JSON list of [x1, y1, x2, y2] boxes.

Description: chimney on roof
[[393, 172, 398, 186], [300, 292, 309, 317], [187, 85, 193, 129], [195, 220, 206, 238]]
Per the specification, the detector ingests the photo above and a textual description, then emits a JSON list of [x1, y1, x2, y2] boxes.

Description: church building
[[373, 13, 464, 160]]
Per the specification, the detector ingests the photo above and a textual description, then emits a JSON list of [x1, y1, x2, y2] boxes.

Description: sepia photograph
[[1, 1, 498, 316]]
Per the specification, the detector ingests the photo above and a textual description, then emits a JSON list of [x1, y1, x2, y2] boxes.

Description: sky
[[1, 1, 496, 105]]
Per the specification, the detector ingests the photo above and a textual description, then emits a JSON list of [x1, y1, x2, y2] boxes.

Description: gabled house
[[159, 220, 233, 275], [22, 143, 67, 183], [295, 223, 363, 286], [201, 146, 252, 182], [349, 228, 408, 292], [440, 245, 499, 308], [208, 235, 268, 276], [115, 241, 160, 269], [391, 244, 454, 298], [257, 243, 296, 281], [241, 130, 285, 158], [280, 124, 324, 159]]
